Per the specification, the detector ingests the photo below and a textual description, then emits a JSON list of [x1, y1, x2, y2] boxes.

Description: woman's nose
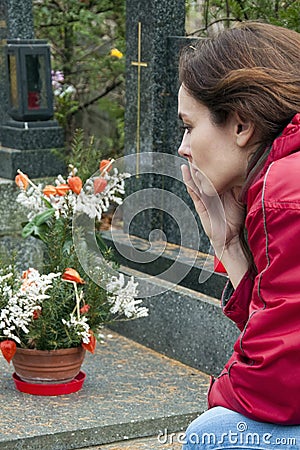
[[178, 131, 191, 159]]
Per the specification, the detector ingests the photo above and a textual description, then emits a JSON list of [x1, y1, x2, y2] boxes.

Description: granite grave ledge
[[0, 329, 209, 450], [111, 265, 239, 376], [81, 433, 182, 449], [0, 147, 66, 179], [101, 229, 228, 299], [0, 124, 64, 150]]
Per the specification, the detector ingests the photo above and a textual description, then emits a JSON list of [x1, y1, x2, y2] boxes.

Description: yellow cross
[[131, 22, 148, 176]]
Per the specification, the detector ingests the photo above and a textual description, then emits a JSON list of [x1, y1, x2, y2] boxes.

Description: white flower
[[62, 314, 90, 343], [55, 174, 66, 185], [0, 269, 61, 344], [75, 168, 130, 221], [16, 164, 130, 225], [16, 185, 47, 220], [106, 274, 148, 319]]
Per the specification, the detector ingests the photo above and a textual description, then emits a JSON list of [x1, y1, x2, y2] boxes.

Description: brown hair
[[179, 22, 300, 270], [179, 21, 300, 146]]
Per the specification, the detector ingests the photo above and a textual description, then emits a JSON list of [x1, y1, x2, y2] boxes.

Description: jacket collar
[[242, 113, 300, 205], [263, 113, 300, 169]]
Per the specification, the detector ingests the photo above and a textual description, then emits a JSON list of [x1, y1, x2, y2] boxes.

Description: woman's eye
[[180, 124, 192, 134]]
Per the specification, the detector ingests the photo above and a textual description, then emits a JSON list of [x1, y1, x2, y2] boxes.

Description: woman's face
[[178, 85, 252, 196]]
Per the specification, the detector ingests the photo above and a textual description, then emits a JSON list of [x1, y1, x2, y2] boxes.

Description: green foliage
[[53, 92, 79, 130], [32, 0, 126, 151], [186, 0, 300, 35], [9, 170, 123, 350], [0, 263, 110, 351], [42, 215, 75, 273], [82, 275, 112, 331], [25, 278, 82, 350], [21, 208, 56, 242], [13, 132, 120, 349], [66, 128, 123, 183], [67, 129, 101, 182], [14, 202, 112, 350], [33, 0, 125, 84]]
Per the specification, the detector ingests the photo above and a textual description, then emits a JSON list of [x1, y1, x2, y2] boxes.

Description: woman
[[178, 21, 300, 449]]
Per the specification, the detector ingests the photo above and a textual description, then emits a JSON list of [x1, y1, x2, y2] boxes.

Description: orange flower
[[22, 269, 31, 279], [94, 177, 107, 194], [15, 172, 29, 190], [68, 176, 82, 195], [62, 268, 85, 284], [82, 330, 96, 354], [100, 159, 112, 173], [43, 185, 57, 197], [80, 304, 90, 314], [0, 340, 17, 364], [55, 184, 70, 196]]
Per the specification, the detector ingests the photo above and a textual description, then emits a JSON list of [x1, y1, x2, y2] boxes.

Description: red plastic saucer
[[12, 371, 86, 396]]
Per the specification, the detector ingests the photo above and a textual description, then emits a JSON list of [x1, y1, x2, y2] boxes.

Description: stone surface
[[6, 0, 34, 40], [125, 0, 185, 156], [0, 146, 66, 179], [82, 433, 182, 449], [111, 265, 239, 377], [0, 235, 44, 271], [0, 122, 64, 150], [0, 330, 209, 450], [99, 230, 237, 375], [123, 0, 211, 252], [0, 177, 27, 234], [101, 230, 227, 299], [161, 35, 209, 251]]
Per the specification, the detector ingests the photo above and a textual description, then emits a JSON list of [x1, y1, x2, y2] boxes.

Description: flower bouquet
[[0, 160, 148, 385]]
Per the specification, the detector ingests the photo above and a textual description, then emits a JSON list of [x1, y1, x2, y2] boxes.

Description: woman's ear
[[234, 113, 256, 148]]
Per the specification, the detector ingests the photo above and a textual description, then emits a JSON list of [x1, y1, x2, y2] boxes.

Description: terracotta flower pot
[[12, 346, 86, 384]]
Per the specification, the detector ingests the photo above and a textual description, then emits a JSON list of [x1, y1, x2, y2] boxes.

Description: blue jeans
[[182, 407, 300, 449]]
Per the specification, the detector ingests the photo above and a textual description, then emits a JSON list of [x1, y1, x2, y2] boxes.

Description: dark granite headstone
[[0, 0, 34, 126], [123, 0, 210, 253], [0, 0, 65, 179]]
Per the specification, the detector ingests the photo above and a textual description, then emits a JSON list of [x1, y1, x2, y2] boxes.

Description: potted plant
[[0, 160, 148, 390]]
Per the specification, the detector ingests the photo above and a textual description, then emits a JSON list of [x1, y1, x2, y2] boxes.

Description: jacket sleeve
[[222, 270, 255, 331], [208, 201, 300, 424]]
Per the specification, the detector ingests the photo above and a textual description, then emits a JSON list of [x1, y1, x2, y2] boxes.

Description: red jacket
[[208, 113, 300, 424]]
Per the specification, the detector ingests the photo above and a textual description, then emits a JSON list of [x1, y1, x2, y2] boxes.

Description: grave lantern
[[6, 39, 54, 122]]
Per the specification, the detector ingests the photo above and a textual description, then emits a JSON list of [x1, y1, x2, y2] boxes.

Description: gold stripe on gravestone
[[0, 40, 6, 65], [0, 20, 6, 28], [131, 22, 148, 177]]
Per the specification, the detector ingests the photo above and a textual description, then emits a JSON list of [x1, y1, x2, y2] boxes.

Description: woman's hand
[[181, 164, 244, 251], [181, 164, 249, 287]]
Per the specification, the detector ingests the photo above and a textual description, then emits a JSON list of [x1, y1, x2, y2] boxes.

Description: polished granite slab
[[0, 330, 209, 450]]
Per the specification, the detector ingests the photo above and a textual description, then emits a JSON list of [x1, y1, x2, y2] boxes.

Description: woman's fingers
[[181, 164, 228, 248], [181, 164, 207, 213], [181, 164, 199, 195]]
